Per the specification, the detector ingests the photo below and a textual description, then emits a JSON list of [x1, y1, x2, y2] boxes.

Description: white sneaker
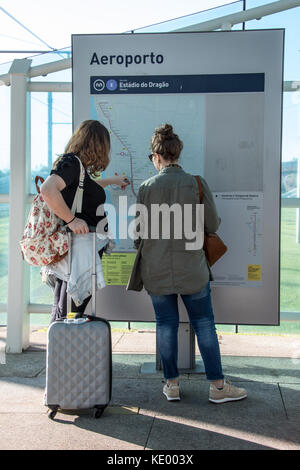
[[209, 379, 247, 404], [163, 382, 180, 401]]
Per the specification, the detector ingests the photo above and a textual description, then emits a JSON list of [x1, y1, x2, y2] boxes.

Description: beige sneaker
[[163, 382, 180, 401], [209, 379, 247, 404]]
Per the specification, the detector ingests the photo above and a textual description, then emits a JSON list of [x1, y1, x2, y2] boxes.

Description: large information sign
[[72, 31, 284, 325]]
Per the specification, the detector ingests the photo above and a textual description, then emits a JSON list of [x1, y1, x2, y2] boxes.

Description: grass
[[280, 208, 300, 312], [1, 208, 300, 333]]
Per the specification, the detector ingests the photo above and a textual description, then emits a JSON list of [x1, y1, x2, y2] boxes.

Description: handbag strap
[[35, 175, 45, 194], [71, 155, 85, 214], [194, 175, 203, 204]]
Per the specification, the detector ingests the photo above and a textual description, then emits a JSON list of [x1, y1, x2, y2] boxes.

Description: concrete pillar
[[6, 59, 31, 353]]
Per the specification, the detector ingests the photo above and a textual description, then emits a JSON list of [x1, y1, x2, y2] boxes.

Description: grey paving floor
[[0, 327, 300, 450]]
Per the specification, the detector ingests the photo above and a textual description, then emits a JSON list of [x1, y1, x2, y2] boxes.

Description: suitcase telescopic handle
[[66, 225, 97, 233], [66, 226, 97, 274], [66, 226, 98, 316]]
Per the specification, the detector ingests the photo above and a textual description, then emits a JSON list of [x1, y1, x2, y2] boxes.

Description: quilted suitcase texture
[[44, 230, 112, 420], [45, 319, 112, 418]]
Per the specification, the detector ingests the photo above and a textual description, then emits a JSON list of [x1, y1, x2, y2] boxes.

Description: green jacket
[[127, 165, 220, 295]]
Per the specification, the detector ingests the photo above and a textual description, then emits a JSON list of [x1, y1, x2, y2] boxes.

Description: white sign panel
[[213, 192, 263, 287], [72, 30, 283, 325]]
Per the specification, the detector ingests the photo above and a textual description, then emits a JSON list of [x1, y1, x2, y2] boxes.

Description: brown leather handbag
[[194, 176, 227, 266]]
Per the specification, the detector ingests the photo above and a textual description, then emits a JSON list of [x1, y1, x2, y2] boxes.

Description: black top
[[51, 153, 107, 229]]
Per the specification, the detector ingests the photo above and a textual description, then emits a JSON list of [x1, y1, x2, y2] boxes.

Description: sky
[[0, 0, 299, 171], [0, 0, 241, 171], [0, 0, 236, 64]]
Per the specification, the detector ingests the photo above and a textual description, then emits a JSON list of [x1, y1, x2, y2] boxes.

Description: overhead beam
[[28, 81, 72, 92], [0, 58, 71, 87], [173, 0, 300, 32], [1, 2, 300, 86]]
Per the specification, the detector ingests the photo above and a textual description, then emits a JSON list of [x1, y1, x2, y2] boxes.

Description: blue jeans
[[150, 283, 224, 381]]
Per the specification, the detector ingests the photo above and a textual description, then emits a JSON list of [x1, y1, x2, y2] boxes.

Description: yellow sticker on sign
[[102, 253, 136, 286], [247, 264, 261, 281]]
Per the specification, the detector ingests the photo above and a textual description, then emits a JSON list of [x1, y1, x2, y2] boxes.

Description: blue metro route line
[[98, 100, 137, 197]]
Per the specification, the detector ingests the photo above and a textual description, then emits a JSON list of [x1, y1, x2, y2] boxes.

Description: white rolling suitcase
[[44, 229, 112, 420]]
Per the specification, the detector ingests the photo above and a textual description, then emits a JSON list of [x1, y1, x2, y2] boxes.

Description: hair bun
[[151, 123, 183, 161], [155, 123, 174, 138]]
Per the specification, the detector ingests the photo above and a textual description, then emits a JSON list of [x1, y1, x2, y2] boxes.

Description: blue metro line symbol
[[106, 79, 118, 91]]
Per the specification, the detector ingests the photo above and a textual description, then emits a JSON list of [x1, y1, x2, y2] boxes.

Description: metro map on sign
[[91, 93, 206, 252]]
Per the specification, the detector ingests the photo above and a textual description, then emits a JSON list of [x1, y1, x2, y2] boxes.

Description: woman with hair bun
[[128, 123, 247, 404]]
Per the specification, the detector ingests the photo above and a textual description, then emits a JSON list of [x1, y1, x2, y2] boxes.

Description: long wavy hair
[[53, 120, 110, 177]]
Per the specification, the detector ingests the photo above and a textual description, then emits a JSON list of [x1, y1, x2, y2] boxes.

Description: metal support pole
[[296, 159, 300, 243], [6, 59, 31, 353], [142, 323, 205, 374], [242, 0, 246, 30], [155, 324, 195, 371], [177, 323, 195, 370], [47, 92, 53, 169]]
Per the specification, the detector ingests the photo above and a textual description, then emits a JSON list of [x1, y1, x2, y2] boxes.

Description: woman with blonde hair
[[41, 119, 129, 322]]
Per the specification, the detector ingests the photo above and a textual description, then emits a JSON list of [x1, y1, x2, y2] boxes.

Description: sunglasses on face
[[148, 153, 155, 161]]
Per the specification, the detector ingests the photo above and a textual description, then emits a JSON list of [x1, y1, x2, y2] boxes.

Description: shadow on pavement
[[1, 353, 300, 449]]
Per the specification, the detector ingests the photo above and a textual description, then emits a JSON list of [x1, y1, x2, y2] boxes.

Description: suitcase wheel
[[48, 407, 58, 420], [93, 406, 105, 419]]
